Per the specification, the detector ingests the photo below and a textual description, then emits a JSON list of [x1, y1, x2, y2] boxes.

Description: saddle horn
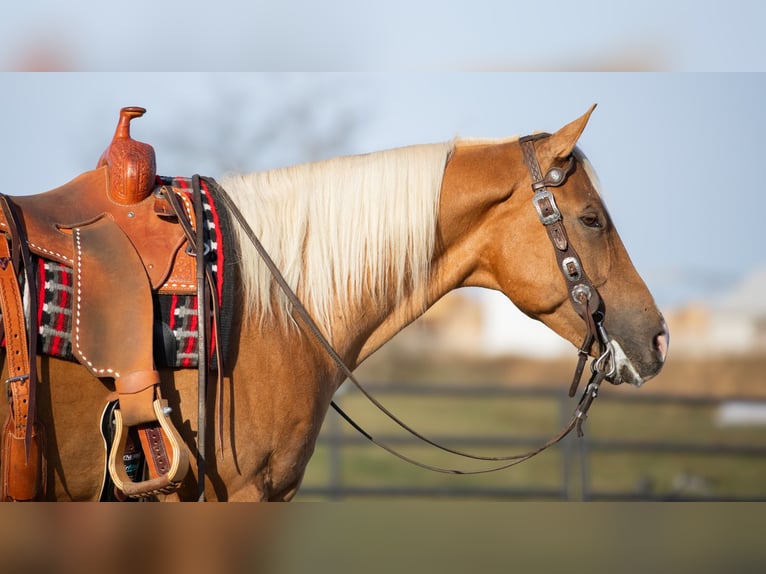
[[98, 106, 157, 205]]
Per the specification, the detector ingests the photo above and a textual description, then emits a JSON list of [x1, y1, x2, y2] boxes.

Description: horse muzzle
[[609, 318, 669, 387]]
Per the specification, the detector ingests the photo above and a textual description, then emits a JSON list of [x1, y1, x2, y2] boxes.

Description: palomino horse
[[1, 106, 667, 501]]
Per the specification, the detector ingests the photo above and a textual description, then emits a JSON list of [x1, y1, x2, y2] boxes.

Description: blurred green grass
[[295, 375, 766, 501]]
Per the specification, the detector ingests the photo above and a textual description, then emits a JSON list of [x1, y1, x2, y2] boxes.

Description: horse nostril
[[654, 322, 669, 363]]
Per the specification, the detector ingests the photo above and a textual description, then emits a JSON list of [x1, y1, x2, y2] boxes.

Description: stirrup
[[107, 399, 189, 499]]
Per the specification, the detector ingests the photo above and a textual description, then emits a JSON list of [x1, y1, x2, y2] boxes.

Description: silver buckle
[[562, 256, 582, 282], [4, 374, 29, 401], [533, 189, 561, 225]]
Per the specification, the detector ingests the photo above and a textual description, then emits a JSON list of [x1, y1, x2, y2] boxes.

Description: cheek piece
[[519, 135, 615, 436]]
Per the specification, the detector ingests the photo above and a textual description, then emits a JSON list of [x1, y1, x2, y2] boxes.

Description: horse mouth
[[609, 339, 655, 388]]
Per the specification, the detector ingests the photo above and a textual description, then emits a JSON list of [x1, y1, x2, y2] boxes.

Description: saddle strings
[[215, 185, 609, 475]]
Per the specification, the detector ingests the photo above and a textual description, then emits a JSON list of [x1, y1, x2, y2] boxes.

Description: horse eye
[[580, 214, 602, 228]]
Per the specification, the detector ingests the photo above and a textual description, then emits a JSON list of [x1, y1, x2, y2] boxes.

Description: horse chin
[[609, 339, 648, 388]]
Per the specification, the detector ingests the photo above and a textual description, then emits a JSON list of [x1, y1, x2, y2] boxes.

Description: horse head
[[440, 106, 668, 386]]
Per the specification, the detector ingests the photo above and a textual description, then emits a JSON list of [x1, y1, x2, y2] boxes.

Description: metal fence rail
[[298, 384, 766, 501]]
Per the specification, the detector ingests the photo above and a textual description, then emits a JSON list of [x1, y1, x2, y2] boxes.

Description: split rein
[[214, 135, 615, 475]]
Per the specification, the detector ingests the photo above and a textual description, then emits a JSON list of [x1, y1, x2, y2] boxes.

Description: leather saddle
[[5, 107, 196, 293], [0, 107, 202, 500]]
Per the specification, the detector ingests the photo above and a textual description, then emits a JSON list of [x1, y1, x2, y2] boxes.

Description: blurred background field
[[295, 283, 766, 501]]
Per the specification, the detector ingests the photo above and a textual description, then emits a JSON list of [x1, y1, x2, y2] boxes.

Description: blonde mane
[[220, 142, 454, 333], [454, 135, 519, 147]]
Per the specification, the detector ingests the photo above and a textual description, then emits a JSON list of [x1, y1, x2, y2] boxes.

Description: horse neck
[[346, 257, 465, 369], [350, 143, 516, 368], [231, 140, 519, 380], [350, 140, 525, 369]]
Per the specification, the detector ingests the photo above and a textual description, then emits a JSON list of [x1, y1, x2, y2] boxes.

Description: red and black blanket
[[25, 176, 235, 370]]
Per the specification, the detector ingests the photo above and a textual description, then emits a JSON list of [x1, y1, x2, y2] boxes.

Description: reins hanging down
[[159, 176, 227, 500], [215, 134, 614, 475]]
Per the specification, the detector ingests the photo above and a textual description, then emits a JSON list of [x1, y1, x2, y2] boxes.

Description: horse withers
[[1, 106, 667, 500]]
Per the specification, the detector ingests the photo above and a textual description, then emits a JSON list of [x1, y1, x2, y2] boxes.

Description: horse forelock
[[220, 141, 454, 335]]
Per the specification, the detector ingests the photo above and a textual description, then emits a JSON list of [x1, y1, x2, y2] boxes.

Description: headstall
[[519, 134, 615, 403]]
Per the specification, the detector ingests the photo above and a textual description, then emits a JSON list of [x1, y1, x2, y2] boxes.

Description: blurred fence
[[297, 384, 766, 501]]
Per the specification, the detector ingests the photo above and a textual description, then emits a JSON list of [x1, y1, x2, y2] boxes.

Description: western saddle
[[0, 107, 214, 500]]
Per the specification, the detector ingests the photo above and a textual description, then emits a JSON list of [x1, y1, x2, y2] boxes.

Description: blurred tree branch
[[153, 75, 365, 177]]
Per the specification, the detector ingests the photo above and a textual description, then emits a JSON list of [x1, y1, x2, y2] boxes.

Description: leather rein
[[215, 135, 615, 475]]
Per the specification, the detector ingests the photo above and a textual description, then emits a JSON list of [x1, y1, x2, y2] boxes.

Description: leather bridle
[[214, 135, 616, 476], [519, 134, 614, 399]]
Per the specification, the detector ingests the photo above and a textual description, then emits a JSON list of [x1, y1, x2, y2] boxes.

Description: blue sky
[[1, 1, 764, 71], [1, 73, 763, 310]]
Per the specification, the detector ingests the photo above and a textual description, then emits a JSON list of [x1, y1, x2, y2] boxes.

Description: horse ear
[[543, 104, 597, 159]]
